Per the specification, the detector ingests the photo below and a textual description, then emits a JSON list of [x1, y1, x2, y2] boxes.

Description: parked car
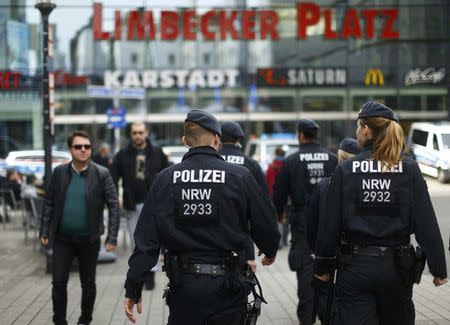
[[162, 146, 189, 165], [4, 150, 72, 179], [408, 122, 450, 183], [244, 135, 299, 172]]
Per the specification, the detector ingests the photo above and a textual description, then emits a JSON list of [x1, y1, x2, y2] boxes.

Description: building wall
[[0, 1, 448, 148]]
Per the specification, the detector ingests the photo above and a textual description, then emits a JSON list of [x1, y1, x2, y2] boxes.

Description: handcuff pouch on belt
[[163, 252, 183, 287], [162, 252, 183, 303], [224, 252, 268, 324], [224, 251, 246, 293], [395, 244, 426, 286]]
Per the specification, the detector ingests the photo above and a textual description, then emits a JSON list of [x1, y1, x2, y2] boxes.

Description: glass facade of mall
[[0, 0, 449, 151]]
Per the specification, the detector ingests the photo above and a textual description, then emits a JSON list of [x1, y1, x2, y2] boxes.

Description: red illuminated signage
[[0, 71, 21, 90], [93, 3, 279, 41], [257, 68, 347, 87], [297, 3, 399, 39], [93, 2, 399, 41], [54, 70, 88, 87]]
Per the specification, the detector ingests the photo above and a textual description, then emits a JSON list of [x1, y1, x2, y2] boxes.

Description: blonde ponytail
[[360, 118, 404, 169]]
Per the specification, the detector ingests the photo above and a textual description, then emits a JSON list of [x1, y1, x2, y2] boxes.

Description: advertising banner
[[6, 20, 29, 74], [256, 68, 347, 87]]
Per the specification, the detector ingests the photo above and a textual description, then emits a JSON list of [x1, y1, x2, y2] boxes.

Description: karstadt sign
[[93, 2, 400, 41], [104, 69, 240, 89]]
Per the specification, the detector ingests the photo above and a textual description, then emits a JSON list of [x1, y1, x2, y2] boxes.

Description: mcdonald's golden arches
[[364, 69, 384, 86]]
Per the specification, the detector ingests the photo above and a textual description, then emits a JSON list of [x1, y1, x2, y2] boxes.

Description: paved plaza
[[0, 177, 449, 325]]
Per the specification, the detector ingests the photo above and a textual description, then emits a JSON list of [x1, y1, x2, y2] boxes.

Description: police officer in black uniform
[[219, 120, 270, 273], [220, 121, 268, 196], [315, 101, 448, 325], [273, 119, 338, 325], [305, 137, 359, 323], [306, 138, 360, 253], [124, 110, 280, 325]]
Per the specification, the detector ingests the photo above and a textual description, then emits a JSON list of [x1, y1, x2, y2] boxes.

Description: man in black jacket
[[111, 122, 169, 289], [39, 130, 119, 325]]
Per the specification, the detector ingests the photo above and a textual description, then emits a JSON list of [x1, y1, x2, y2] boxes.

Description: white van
[[244, 135, 299, 172], [408, 122, 450, 183]]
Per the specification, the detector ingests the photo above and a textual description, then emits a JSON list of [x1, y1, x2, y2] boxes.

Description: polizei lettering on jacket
[[352, 160, 403, 173], [173, 169, 226, 183], [222, 155, 245, 165], [299, 153, 329, 161]]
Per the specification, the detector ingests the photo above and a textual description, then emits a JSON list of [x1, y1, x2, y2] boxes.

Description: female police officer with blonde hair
[[315, 101, 447, 325]]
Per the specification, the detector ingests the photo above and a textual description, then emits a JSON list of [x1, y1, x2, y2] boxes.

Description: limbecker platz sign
[[93, 2, 400, 41]]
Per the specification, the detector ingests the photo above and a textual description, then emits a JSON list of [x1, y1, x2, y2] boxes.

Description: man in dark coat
[[111, 122, 169, 289]]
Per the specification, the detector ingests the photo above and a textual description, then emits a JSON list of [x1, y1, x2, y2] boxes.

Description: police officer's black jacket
[[219, 143, 268, 196], [273, 142, 338, 217], [219, 143, 270, 261], [316, 147, 447, 279], [39, 162, 120, 245], [125, 146, 280, 300], [305, 176, 330, 252]]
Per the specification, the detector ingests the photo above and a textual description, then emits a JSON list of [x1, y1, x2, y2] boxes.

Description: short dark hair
[[300, 129, 318, 140], [67, 130, 92, 148], [26, 174, 37, 185], [131, 122, 149, 131], [184, 121, 214, 147], [275, 147, 285, 157], [6, 168, 16, 179], [221, 135, 240, 143]]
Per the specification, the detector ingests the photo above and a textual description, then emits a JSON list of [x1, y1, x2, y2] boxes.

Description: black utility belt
[[182, 263, 227, 276], [341, 244, 397, 257]]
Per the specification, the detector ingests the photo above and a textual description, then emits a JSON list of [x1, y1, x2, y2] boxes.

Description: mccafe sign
[[93, 2, 400, 41], [404, 68, 446, 86]]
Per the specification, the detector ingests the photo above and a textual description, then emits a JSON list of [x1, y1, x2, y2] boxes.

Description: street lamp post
[[35, 0, 56, 190]]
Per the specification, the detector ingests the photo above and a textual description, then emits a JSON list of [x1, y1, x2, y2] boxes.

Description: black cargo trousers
[[335, 254, 415, 325], [288, 210, 317, 325], [166, 272, 248, 325]]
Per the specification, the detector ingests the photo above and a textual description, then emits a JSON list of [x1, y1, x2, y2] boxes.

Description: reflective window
[[427, 95, 446, 111], [353, 96, 398, 111], [399, 96, 421, 111], [256, 93, 295, 113], [303, 96, 343, 112], [412, 129, 428, 147], [433, 134, 439, 151], [442, 134, 450, 150]]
